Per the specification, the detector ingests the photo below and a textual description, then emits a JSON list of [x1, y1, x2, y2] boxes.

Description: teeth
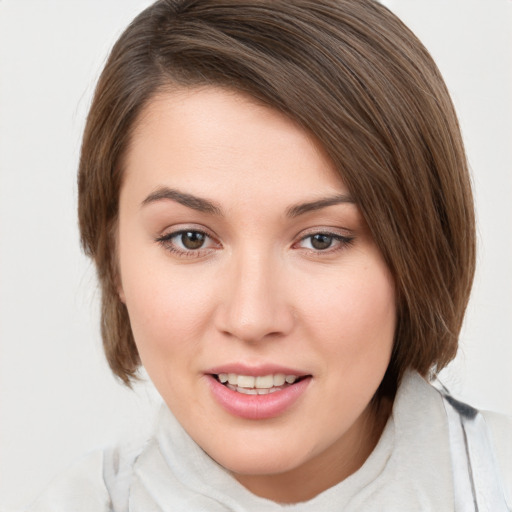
[[217, 373, 300, 389], [255, 375, 274, 388], [237, 375, 255, 388], [240, 387, 258, 395], [227, 384, 284, 395], [274, 374, 286, 386]]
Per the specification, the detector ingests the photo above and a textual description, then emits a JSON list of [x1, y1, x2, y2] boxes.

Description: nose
[[215, 251, 295, 343]]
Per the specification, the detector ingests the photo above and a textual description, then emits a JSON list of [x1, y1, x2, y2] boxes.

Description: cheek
[[118, 248, 217, 368], [124, 274, 197, 344], [297, 259, 396, 361]]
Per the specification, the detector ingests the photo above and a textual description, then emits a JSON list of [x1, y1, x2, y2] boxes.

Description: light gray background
[[0, 0, 511, 509]]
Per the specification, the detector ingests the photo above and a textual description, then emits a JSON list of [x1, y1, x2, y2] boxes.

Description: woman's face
[[117, 87, 396, 500]]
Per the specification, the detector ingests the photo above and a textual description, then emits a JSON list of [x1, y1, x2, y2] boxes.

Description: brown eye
[[180, 231, 206, 250], [310, 234, 333, 250], [296, 231, 354, 253], [156, 229, 216, 256]]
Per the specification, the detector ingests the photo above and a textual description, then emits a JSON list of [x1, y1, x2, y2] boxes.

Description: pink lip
[[206, 373, 311, 420], [206, 363, 309, 377]]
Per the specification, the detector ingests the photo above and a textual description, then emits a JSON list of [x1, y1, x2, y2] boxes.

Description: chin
[[204, 435, 313, 476]]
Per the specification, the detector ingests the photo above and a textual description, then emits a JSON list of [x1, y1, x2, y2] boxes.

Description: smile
[[214, 373, 301, 395], [208, 371, 311, 420]]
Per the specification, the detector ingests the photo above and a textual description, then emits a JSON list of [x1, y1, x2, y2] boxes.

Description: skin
[[117, 87, 396, 503]]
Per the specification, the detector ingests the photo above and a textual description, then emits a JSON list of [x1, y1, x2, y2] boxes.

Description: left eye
[[298, 233, 353, 251]]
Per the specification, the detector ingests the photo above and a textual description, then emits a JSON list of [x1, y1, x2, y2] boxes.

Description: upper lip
[[205, 363, 310, 377]]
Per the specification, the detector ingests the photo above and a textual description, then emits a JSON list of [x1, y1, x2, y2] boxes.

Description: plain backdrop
[[0, 0, 511, 509]]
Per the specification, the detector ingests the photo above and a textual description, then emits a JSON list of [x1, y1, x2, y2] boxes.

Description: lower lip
[[206, 375, 311, 420]]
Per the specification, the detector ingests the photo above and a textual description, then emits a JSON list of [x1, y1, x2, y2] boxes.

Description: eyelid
[[295, 226, 354, 241], [293, 227, 355, 253], [155, 225, 221, 258]]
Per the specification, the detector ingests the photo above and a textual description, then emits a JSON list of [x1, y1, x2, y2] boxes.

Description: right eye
[[156, 229, 220, 257]]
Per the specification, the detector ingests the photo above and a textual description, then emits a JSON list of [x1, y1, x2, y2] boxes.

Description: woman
[[28, 0, 511, 510]]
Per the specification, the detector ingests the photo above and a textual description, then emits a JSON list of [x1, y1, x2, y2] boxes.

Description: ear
[[114, 265, 126, 304], [117, 280, 126, 304]]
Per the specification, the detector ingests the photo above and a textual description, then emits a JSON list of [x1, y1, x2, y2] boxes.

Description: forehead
[[121, 86, 348, 204]]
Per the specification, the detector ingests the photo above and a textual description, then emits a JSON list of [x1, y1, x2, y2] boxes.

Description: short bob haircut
[[78, 0, 475, 395]]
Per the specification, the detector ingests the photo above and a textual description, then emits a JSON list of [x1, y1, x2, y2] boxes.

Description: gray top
[[27, 372, 511, 511]]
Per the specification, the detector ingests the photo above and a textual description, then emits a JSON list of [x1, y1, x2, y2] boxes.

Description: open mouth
[[211, 373, 309, 395]]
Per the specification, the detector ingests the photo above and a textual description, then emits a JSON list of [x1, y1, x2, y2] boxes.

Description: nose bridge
[[218, 244, 292, 342]]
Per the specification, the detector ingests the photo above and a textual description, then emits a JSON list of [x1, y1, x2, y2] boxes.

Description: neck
[[234, 396, 392, 504]]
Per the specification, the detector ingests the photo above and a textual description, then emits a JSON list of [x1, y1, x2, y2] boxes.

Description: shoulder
[[481, 410, 512, 505], [397, 372, 511, 507], [26, 439, 145, 512], [431, 375, 512, 509]]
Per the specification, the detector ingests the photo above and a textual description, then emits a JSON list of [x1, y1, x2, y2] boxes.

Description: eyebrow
[[141, 186, 355, 217], [286, 194, 356, 217], [142, 187, 222, 215]]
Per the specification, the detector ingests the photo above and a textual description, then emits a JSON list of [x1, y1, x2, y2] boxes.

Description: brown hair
[[78, 0, 475, 393]]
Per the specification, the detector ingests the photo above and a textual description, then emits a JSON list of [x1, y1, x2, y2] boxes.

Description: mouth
[[206, 365, 312, 419], [211, 372, 310, 395]]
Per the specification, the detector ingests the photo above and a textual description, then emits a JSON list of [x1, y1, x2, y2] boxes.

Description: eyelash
[[155, 229, 354, 258], [295, 231, 355, 255], [156, 229, 219, 258]]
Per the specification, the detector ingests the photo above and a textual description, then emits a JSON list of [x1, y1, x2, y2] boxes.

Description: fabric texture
[[26, 372, 511, 511]]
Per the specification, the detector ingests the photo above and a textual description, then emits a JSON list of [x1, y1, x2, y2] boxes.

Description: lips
[[206, 365, 311, 420]]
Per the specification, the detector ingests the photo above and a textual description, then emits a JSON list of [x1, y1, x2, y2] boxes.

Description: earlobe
[[112, 247, 125, 303], [116, 270, 126, 303], [118, 284, 126, 304]]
